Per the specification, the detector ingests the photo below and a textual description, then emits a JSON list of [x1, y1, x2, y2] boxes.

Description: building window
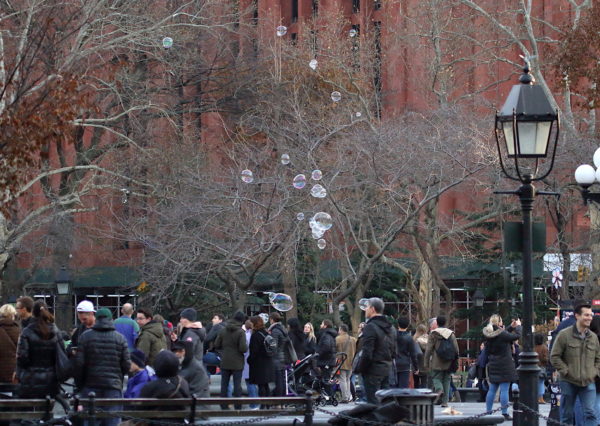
[[351, 24, 360, 70], [373, 21, 382, 118], [374, 0, 382, 10], [291, 33, 297, 45], [252, 0, 258, 26], [312, 0, 319, 16], [310, 30, 318, 56], [292, 0, 298, 22], [353, 0, 360, 13]]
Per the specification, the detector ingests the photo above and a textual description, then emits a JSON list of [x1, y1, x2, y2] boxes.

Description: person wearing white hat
[[67, 300, 96, 357]]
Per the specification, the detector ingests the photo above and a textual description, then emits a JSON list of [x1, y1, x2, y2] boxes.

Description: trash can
[[376, 388, 437, 425]]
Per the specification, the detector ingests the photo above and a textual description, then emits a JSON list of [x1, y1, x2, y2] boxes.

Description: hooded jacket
[[179, 323, 206, 363], [0, 318, 19, 382], [424, 327, 459, 372], [482, 324, 520, 383], [355, 315, 396, 377], [124, 368, 155, 398], [214, 319, 247, 370], [16, 319, 60, 398], [317, 327, 338, 367], [268, 322, 289, 370], [179, 346, 210, 397], [136, 320, 167, 366], [74, 316, 131, 390], [395, 330, 419, 373], [551, 324, 600, 387]]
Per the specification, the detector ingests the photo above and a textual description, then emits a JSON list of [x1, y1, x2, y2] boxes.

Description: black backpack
[[436, 336, 457, 361]]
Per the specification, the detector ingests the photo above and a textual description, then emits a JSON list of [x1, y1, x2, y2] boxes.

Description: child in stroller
[[287, 352, 347, 406]]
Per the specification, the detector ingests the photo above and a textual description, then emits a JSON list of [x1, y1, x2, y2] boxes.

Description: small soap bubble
[[271, 293, 293, 312], [311, 170, 323, 181], [358, 298, 369, 311], [331, 91, 342, 102], [312, 212, 333, 231], [297, 212, 305, 221], [259, 313, 270, 323], [309, 59, 318, 70], [276, 25, 287, 37], [349, 29, 358, 38], [281, 154, 290, 165], [241, 169, 254, 183], [317, 239, 326, 250], [293, 174, 307, 189], [310, 184, 327, 198], [355, 111, 362, 117], [162, 37, 173, 48]]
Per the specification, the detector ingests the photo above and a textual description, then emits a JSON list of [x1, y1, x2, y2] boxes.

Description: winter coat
[[124, 368, 156, 398], [305, 335, 317, 355], [113, 315, 139, 351], [551, 325, 600, 387], [74, 317, 131, 391], [179, 324, 206, 363], [136, 320, 167, 366], [424, 327, 459, 372], [204, 322, 225, 352], [69, 323, 91, 353], [180, 352, 210, 397], [214, 319, 247, 371], [16, 319, 60, 398], [290, 329, 308, 360], [247, 329, 275, 384], [317, 328, 338, 367], [268, 322, 289, 370], [140, 351, 190, 400], [414, 335, 428, 374], [355, 315, 396, 377], [0, 318, 20, 382], [335, 333, 357, 371], [395, 330, 419, 373], [482, 324, 521, 383]]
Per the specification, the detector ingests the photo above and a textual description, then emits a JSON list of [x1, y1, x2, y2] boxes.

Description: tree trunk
[[281, 245, 298, 318]]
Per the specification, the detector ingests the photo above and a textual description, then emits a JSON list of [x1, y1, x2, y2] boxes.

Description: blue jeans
[[560, 381, 597, 426], [80, 388, 122, 426], [246, 379, 259, 409], [538, 378, 546, 398], [396, 371, 410, 388], [486, 382, 510, 415]]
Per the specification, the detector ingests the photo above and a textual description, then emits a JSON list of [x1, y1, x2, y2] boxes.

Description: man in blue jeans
[[551, 303, 600, 426]]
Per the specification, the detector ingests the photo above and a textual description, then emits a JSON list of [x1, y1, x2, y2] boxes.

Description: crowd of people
[[2, 295, 600, 425]]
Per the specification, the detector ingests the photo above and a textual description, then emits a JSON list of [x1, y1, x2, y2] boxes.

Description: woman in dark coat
[[15, 301, 61, 398], [247, 315, 275, 397], [0, 304, 20, 383], [482, 314, 521, 420], [288, 318, 307, 360]]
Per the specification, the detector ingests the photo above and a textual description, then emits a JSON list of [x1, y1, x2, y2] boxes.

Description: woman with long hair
[[0, 304, 20, 384], [413, 324, 428, 388], [247, 315, 275, 398], [15, 301, 61, 398], [483, 314, 521, 421], [303, 322, 317, 355]]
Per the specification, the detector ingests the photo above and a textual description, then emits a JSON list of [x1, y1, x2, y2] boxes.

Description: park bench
[[457, 387, 481, 402]]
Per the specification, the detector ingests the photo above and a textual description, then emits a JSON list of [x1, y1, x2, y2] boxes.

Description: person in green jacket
[[214, 311, 247, 409], [550, 302, 600, 426], [135, 308, 167, 367]]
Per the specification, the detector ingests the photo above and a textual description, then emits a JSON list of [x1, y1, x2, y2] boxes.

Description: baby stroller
[[288, 352, 347, 406]]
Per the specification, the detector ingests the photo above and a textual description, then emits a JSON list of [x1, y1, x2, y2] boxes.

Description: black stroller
[[287, 352, 347, 406]]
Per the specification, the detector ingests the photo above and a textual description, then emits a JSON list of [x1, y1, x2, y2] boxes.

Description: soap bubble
[[312, 212, 333, 231], [259, 313, 270, 323], [309, 59, 318, 70], [271, 293, 293, 312], [281, 154, 290, 165], [162, 37, 173, 48], [358, 298, 369, 311], [331, 91, 342, 102], [310, 184, 327, 198], [276, 26, 287, 37], [268, 292, 276, 302], [349, 28, 358, 38], [293, 174, 307, 189], [311, 170, 323, 181], [355, 111, 362, 117], [241, 169, 254, 183], [312, 228, 325, 239], [317, 239, 326, 250], [297, 212, 305, 221]]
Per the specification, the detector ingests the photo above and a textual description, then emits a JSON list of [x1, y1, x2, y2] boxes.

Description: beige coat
[[424, 328, 459, 372], [336, 333, 357, 371]]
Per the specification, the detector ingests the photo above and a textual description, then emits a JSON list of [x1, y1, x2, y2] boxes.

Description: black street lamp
[[473, 289, 485, 309], [494, 63, 560, 426], [574, 150, 600, 204], [54, 265, 73, 332]]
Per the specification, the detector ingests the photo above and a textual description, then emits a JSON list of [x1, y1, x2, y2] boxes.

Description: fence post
[[88, 391, 96, 426], [43, 395, 53, 421], [303, 390, 313, 426], [512, 388, 521, 425], [190, 394, 197, 424]]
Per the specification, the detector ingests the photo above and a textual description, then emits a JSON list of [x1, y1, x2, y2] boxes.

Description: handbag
[[284, 338, 298, 364], [352, 349, 364, 374], [55, 340, 73, 382]]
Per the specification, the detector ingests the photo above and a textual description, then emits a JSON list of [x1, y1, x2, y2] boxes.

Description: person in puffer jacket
[[74, 308, 131, 426], [16, 301, 61, 398]]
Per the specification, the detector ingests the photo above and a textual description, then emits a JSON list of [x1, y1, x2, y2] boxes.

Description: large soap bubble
[[312, 212, 333, 231], [358, 298, 369, 311], [309, 59, 318, 70], [162, 37, 173, 48], [281, 154, 290, 165], [310, 184, 327, 198], [276, 25, 287, 37], [241, 169, 254, 183], [293, 174, 307, 189], [317, 239, 326, 250], [331, 91, 342, 102], [271, 293, 293, 312], [311, 170, 323, 181]]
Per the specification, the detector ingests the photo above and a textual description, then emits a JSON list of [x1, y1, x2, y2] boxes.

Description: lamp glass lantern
[[472, 289, 485, 308], [55, 266, 72, 295]]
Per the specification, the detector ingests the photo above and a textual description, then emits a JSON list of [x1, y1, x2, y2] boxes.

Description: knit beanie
[[130, 349, 146, 368], [180, 308, 197, 322], [95, 308, 112, 319]]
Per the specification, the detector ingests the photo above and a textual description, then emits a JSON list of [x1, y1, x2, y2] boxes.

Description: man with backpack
[[352, 298, 396, 404], [424, 315, 459, 408]]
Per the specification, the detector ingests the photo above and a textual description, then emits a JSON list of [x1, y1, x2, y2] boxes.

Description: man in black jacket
[[74, 308, 130, 426], [396, 316, 419, 388], [172, 341, 209, 397], [268, 312, 289, 396], [317, 319, 338, 378], [354, 298, 396, 404], [178, 308, 206, 363]]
